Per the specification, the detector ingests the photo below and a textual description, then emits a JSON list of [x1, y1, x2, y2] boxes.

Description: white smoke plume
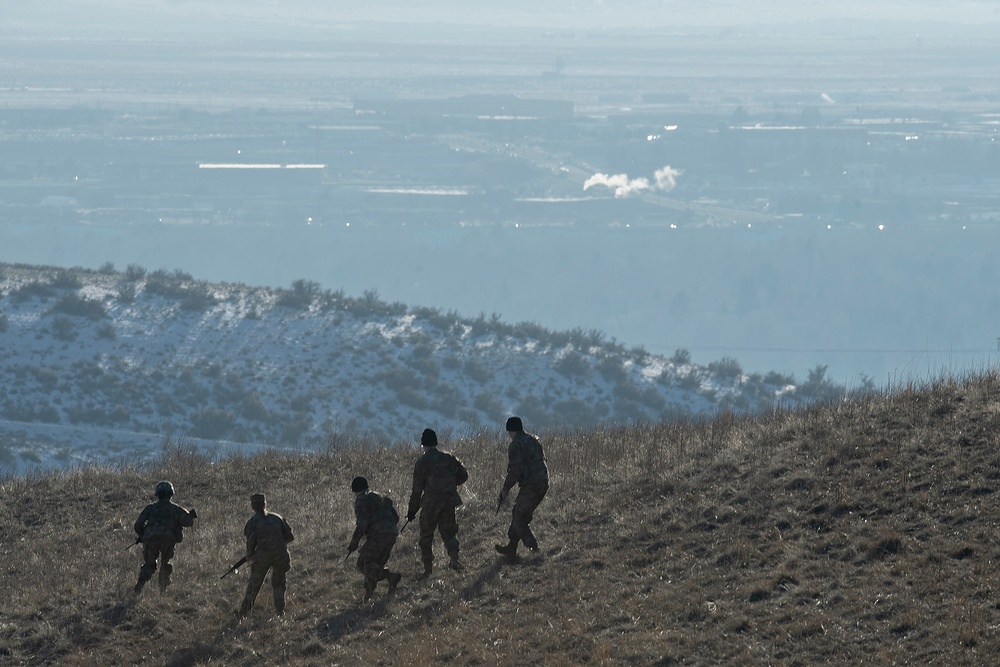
[[584, 165, 682, 198]]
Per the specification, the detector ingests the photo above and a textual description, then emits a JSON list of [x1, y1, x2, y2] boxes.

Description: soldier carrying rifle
[[236, 493, 294, 618], [132, 480, 197, 594]]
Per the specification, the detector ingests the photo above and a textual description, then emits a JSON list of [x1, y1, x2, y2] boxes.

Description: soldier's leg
[[418, 507, 438, 575], [438, 506, 462, 570], [158, 542, 176, 591], [135, 541, 160, 592], [512, 484, 548, 550], [271, 555, 290, 615], [239, 560, 270, 617], [358, 539, 383, 599]]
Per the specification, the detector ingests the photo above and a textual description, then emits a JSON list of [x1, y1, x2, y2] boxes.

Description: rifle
[[221, 556, 247, 579], [399, 518, 410, 534], [125, 535, 142, 550]]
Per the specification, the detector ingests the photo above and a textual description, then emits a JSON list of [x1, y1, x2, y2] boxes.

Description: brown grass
[[3, 371, 1000, 665]]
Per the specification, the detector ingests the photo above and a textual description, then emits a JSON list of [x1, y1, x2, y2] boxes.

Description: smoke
[[583, 165, 682, 198]]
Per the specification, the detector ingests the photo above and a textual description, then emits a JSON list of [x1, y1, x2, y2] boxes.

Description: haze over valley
[[2, 1, 999, 386]]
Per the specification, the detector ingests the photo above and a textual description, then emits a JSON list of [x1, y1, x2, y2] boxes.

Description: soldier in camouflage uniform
[[406, 428, 469, 576], [348, 476, 403, 601], [495, 417, 549, 564], [237, 493, 294, 618], [133, 480, 197, 594]]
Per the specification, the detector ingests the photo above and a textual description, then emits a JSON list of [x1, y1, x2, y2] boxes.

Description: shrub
[[52, 269, 82, 289], [124, 263, 147, 281], [12, 281, 54, 302], [463, 359, 492, 384], [708, 356, 743, 380], [50, 293, 107, 319], [277, 279, 320, 310], [116, 282, 137, 303], [50, 316, 76, 341], [179, 287, 218, 312], [189, 407, 236, 440], [671, 348, 693, 364], [555, 350, 591, 378]]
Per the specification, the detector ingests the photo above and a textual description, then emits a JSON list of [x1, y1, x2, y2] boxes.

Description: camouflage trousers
[[507, 479, 548, 550], [240, 552, 290, 616], [356, 532, 397, 592], [418, 498, 460, 566], [138, 537, 177, 588]]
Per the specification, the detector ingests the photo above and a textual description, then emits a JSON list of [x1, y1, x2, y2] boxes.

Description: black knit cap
[[421, 428, 438, 447], [505, 416, 523, 432], [351, 476, 368, 493]]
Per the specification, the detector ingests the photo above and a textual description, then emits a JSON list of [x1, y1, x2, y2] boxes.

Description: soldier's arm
[[406, 458, 426, 518], [177, 505, 196, 528], [348, 498, 368, 550], [245, 518, 258, 559], [455, 456, 469, 487], [282, 518, 294, 544], [134, 505, 150, 536], [502, 440, 523, 492]]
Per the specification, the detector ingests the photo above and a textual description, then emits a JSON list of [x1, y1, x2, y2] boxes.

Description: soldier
[[133, 480, 197, 593], [495, 417, 549, 564], [237, 493, 294, 618], [406, 428, 469, 576], [348, 476, 402, 601]]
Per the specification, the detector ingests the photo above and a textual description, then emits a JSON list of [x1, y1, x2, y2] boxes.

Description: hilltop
[[0, 262, 842, 475], [1, 371, 998, 664]]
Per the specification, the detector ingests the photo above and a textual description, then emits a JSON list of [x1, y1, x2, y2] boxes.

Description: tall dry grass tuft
[[4, 371, 1000, 663]]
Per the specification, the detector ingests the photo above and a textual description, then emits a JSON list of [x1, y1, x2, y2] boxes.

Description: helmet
[[155, 480, 175, 499], [351, 476, 368, 493]]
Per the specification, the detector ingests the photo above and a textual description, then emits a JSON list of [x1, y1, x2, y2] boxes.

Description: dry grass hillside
[[2, 371, 1000, 665]]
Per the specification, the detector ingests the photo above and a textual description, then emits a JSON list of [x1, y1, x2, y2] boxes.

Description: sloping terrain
[[0, 262, 828, 473], [0, 371, 998, 664]]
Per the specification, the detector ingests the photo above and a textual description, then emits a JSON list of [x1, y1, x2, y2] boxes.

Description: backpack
[[368, 492, 400, 528], [425, 450, 466, 495], [144, 502, 182, 542]]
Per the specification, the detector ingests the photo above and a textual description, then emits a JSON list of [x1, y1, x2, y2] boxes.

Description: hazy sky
[[6, 0, 1000, 37]]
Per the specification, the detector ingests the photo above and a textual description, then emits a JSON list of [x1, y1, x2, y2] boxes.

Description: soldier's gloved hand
[[406, 513, 416, 522], [189, 508, 198, 519], [498, 488, 509, 504]]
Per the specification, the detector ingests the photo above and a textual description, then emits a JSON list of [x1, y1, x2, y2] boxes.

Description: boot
[[363, 579, 376, 602], [158, 563, 172, 592], [494, 541, 520, 564], [387, 572, 402, 594], [419, 561, 433, 578], [134, 571, 151, 594], [449, 555, 464, 571]]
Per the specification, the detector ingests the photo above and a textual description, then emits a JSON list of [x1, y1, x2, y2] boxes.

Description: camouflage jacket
[[407, 447, 469, 517], [350, 490, 399, 549], [244, 511, 294, 560], [502, 431, 548, 493], [134, 499, 195, 543]]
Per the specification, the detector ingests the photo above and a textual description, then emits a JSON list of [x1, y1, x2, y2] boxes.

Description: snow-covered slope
[[0, 262, 828, 475]]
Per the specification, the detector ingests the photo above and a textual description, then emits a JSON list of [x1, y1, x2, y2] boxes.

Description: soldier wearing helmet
[[133, 480, 197, 593], [237, 493, 294, 618]]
